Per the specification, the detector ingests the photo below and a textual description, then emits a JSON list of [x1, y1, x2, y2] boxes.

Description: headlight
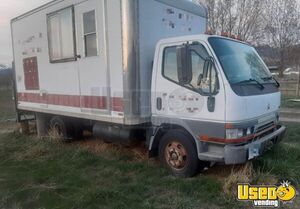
[[226, 127, 254, 140], [226, 129, 244, 139], [246, 128, 252, 135]]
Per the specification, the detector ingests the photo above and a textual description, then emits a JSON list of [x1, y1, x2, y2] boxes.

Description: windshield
[[208, 37, 271, 84]]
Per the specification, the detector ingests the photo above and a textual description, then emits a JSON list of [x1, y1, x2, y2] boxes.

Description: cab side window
[[190, 50, 205, 87], [190, 45, 218, 95], [162, 43, 219, 95]]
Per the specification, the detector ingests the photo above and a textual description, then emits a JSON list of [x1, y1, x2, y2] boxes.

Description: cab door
[[75, 0, 109, 113], [152, 41, 225, 124]]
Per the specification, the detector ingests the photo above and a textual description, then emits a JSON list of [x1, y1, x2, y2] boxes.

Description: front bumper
[[224, 125, 286, 165]]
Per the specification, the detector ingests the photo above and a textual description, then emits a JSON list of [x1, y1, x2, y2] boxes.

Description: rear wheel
[[49, 116, 72, 142], [159, 130, 199, 177]]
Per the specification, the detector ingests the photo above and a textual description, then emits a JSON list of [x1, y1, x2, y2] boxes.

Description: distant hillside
[[0, 64, 9, 70], [256, 44, 300, 68], [256, 45, 280, 66], [0, 65, 12, 88]]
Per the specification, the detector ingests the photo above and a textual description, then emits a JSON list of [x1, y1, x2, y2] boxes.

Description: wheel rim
[[53, 123, 63, 138], [165, 141, 187, 170]]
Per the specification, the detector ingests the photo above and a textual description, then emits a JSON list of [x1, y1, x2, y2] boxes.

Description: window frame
[[161, 42, 220, 96], [47, 6, 77, 63], [83, 10, 98, 57], [162, 46, 179, 83]]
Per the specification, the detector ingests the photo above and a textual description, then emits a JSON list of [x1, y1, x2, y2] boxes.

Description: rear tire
[[49, 116, 73, 142], [159, 129, 199, 177]]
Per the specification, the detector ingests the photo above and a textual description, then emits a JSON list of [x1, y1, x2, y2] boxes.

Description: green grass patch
[[0, 122, 299, 209], [281, 96, 300, 109], [0, 88, 15, 121], [253, 123, 300, 187], [0, 132, 236, 209]]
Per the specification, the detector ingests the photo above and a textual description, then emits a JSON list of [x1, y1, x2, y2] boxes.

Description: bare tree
[[235, 0, 265, 43], [264, 0, 300, 74], [195, 0, 266, 42], [202, 0, 217, 32], [194, 0, 300, 73], [198, 0, 235, 34]]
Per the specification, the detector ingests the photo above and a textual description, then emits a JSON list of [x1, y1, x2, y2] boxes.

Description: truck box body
[[11, 0, 207, 125]]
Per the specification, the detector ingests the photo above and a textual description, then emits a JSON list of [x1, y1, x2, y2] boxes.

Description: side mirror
[[204, 57, 217, 112], [207, 96, 215, 112], [176, 44, 192, 85], [203, 57, 213, 82]]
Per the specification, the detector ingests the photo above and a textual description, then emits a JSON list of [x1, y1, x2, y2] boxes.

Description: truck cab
[[150, 34, 286, 177]]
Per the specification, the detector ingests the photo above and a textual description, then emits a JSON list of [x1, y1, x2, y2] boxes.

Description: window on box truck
[[208, 37, 271, 84], [47, 7, 76, 62], [162, 43, 218, 95], [83, 10, 98, 57]]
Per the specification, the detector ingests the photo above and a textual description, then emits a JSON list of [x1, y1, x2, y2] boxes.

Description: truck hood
[[245, 93, 280, 119], [226, 90, 281, 122]]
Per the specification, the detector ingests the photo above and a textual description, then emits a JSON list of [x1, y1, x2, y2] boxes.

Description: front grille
[[253, 121, 276, 141], [256, 121, 275, 133]]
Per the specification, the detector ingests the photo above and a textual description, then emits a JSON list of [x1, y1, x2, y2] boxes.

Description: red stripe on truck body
[[17, 93, 123, 112]]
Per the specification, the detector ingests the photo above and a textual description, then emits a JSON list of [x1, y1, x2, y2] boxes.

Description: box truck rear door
[[75, 0, 110, 114]]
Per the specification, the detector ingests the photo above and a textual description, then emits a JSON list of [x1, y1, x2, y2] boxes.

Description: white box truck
[[11, 0, 286, 177]]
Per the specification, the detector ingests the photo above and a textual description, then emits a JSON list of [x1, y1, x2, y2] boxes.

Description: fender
[[148, 123, 199, 157]]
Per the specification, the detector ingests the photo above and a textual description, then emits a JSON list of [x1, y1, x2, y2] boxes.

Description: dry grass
[[47, 127, 64, 143], [76, 138, 149, 162], [222, 163, 283, 199], [21, 144, 49, 160], [252, 168, 278, 186], [13, 140, 49, 161], [0, 121, 18, 134], [202, 161, 283, 202], [26, 183, 58, 191], [223, 163, 253, 197]]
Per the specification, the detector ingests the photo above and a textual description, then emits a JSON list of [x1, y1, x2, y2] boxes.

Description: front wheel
[[159, 130, 200, 177]]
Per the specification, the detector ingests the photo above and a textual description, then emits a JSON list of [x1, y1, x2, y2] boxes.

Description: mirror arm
[[209, 63, 213, 96]]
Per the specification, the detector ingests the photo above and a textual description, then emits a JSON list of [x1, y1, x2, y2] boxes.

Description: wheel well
[[149, 124, 196, 158], [35, 113, 87, 139]]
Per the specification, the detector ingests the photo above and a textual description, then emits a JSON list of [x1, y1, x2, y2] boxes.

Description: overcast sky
[[0, 0, 51, 66]]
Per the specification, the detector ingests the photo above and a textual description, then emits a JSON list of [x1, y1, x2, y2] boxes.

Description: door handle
[[157, 97, 162, 110], [76, 55, 82, 59]]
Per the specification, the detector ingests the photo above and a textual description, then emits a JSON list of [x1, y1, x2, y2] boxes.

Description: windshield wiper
[[235, 78, 265, 90], [261, 76, 280, 88]]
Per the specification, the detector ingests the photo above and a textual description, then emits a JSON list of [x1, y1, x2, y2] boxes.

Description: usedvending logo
[[237, 181, 297, 207]]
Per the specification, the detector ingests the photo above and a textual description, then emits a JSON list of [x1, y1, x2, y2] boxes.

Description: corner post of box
[[121, 0, 141, 124]]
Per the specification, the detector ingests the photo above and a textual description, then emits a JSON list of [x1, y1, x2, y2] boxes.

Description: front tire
[[159, 129, 199, 177]]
